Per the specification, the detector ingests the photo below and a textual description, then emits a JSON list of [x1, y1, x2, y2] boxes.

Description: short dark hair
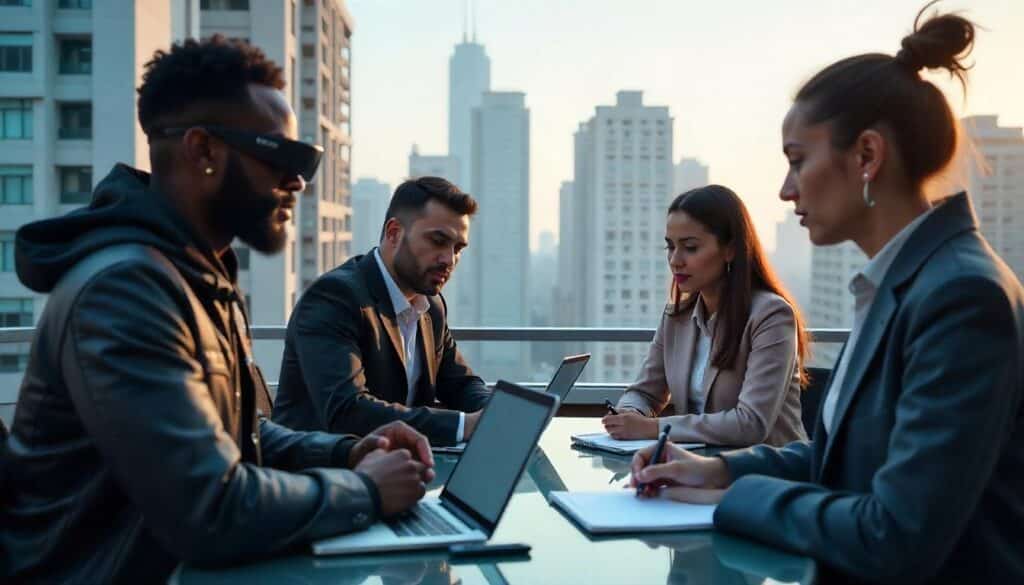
[[136, 35, 285, 136], [795, 1, 975, 188], [380, 177, 478, 240]]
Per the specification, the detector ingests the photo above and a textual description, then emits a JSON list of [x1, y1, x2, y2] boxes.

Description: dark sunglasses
[[157, 125, 323, 181]]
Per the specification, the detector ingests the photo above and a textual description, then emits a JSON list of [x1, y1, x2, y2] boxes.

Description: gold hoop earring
[[862, 173, 875, 208]]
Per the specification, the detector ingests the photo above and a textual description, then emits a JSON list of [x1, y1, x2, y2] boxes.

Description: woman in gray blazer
[[603, 185, 810, 447], [629, 6, 1024, 584]]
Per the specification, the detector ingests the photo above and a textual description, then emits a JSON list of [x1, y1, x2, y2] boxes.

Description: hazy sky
[[345, 0, 1023, 252]]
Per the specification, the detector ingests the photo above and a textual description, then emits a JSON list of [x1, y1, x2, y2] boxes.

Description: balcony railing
[[0, 325, 850, 345]]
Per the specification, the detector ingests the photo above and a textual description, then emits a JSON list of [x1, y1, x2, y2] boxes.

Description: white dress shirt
[[821, 209, 934, 434], [688, 297, 716, 414], [374, 250, 466, 441]]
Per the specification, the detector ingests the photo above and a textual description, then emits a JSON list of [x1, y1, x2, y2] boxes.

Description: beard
[[392, 236, 450, 296], [211, 153, 288, 254]]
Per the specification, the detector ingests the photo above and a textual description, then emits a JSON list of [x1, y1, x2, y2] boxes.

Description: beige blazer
[[617, 290, 806, 447]]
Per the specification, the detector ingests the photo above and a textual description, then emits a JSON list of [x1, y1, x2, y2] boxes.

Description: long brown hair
[[667, 185, 811, 386]]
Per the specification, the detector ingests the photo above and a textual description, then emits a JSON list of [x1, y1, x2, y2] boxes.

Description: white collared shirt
[[688, 297, 716, 414], [821, 208, 934, 434], [374, 249, 466, 441]]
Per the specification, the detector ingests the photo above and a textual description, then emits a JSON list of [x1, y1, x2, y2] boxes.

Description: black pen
[[636, 424, 671, 496], [604, 400, 619, 415]]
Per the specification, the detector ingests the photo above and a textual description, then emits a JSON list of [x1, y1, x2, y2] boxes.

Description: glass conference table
[[174, 418, 817, 585]]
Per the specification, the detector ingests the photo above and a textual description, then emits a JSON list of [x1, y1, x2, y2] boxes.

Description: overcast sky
[[345, 0, 1024, 251]]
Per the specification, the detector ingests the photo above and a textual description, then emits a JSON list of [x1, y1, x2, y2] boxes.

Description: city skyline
[[346, 0, 1024, 252]]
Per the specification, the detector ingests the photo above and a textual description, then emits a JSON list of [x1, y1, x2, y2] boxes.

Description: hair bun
[[895, 2, 975, 79]]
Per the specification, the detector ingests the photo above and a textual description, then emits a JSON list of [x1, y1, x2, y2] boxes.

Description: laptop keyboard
[[388, 503, 463, 537]]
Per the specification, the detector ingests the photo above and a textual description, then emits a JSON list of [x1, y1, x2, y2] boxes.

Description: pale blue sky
[[346, 0, 1023, 251]]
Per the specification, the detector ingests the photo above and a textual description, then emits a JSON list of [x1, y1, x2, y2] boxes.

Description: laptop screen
[[441, 382, 556, 532], [545, 354, 590, 401]]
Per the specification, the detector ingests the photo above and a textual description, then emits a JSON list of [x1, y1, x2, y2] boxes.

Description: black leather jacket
[[1, 165, 380, 583]]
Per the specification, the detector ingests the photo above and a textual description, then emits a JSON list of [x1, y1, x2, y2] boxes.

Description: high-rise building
[[350, 177, 390, 256], [772, 212, 812, 314], [447, 38, 489, 192], [407, 144, 457, 182], [570, 91, 674, 382], [673, 157, 709, 197], [201, 0, 354, 330], [964, 115, 1024, 282], [0, 0, 196, 415], [447, 91, 529, 378]]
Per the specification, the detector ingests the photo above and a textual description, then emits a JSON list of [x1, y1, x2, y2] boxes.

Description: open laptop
[[312, 380, 559, 556], [432, 353, 590, 455], [544, 353, 590, 402]]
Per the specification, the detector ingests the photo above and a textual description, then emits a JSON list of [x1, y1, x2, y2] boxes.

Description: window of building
[[0, 1, 32, 7], [0, 165, 32, 204], [59, 38, 91, 74], [200, 0, 249, 9], [1, 232, 15, 272], [0, 298, 33, 327], [0, 352, 29, 373], [59, 166, 92, 204], [0, 33, 32, 72], [58, 0, 92, 8], [58, 102, 91, 139]]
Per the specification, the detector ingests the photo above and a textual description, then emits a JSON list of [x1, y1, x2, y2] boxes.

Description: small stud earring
[[204, 167, 214, 176]]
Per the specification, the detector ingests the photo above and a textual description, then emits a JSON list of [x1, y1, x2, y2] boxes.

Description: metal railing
[[0, 326, 850, 344], [1, 326, 848, 410]]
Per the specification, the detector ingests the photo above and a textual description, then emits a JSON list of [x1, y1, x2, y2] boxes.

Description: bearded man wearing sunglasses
[[1, 37, 436, 584]]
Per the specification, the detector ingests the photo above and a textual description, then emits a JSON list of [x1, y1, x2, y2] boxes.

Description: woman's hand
[[601, 411, 658, 440], [630, 442, 732, 504]]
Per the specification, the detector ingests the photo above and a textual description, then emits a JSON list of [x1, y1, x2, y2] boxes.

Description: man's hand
[[630, 443, 732, 503], [348, 421, 435, 472], [355, 449, 430, 517], [463, 410, 483, 440], [601, 411, 658, 440]]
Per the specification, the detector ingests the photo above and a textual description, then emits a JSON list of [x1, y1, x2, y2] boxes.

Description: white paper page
[[550, 490, 715, 533]]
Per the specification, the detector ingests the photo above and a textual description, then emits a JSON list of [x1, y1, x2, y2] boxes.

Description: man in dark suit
[[273, 177, 490, 446]]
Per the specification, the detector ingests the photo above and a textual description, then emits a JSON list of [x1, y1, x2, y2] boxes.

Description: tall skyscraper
[[407, 144, 458, 182], [447, 91, 529, 378], [570, 91, 674, 382], [447, 37, 489, 192], [351, 177, 391, 256], [199, 0, 353, 383], [673, 157, 709, 196], [964, 115, 1024, 282], [0, 0, 196, 415]]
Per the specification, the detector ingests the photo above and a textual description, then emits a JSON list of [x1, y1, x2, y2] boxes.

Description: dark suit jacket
[[713, 193, 1024, 584], [273, 252, 491, 445]]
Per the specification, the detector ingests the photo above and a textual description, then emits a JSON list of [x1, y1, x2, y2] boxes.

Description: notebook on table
[[549, 490, 715, 534], [312, 380, 558, 555], [570, 432, 704, 455]]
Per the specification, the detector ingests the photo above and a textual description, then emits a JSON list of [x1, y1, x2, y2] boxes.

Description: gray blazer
[[618, 290, 806, 447], [714, 193, 1024, 584]]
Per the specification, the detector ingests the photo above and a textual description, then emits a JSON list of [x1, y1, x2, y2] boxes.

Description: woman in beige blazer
[[603, 185, 809, 447]]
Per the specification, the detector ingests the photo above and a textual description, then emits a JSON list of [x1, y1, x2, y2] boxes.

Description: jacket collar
[[820, 192, 979, 473]]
